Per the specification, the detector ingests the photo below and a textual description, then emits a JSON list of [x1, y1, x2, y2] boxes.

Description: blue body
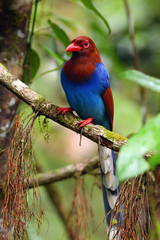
[[61, 62, 111, 130], [61, 59, 122, 233]]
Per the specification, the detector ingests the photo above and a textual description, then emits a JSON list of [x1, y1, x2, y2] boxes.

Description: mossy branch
[[0, 64, 127, 152]]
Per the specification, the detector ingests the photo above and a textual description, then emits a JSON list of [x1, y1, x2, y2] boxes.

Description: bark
[[0, 0, 32, 146]]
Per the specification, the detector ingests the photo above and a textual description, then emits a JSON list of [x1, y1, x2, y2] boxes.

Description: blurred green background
[[25, 0, 160, 239]]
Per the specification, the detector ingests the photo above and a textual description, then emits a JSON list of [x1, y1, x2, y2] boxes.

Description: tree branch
[[29, 157, 100, 188], [27, 153, 154, 188], [0, 64, 127, 152]]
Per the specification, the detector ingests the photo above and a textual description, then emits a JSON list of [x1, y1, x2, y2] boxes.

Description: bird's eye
[[84, 40, 89, 48]]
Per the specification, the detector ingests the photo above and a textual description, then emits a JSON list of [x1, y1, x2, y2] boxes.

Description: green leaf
[[41, 45, 65, 65], [48, 20, 70, 47], [23, 48, 40, 83], [149, 151, 160, 169], [117, 114, 160, 181], [119, 70, 160, 92], [79, 0, 111, 34]]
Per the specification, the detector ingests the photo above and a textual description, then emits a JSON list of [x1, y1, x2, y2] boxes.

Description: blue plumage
[[61, 62, 111, 129]]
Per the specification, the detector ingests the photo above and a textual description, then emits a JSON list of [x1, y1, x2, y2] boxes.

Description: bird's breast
[[61, 68, 110, 129], [64, 57, 96, 83]]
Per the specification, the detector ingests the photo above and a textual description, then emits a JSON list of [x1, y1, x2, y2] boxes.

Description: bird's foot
[[77, 118, 93, 130], [57, 107, 72, 115]]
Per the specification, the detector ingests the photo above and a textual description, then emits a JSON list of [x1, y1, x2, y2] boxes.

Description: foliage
[[118, 68, 160, 181], [48, 20, 70, 47], [79, 0, 111, 34], [117, 114, 160, 181], [23, 48, 40, 83], [120, 70, 160, 93]]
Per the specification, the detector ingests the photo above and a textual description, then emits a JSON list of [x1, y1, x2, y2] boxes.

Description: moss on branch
[[0, 65, 128, 151]]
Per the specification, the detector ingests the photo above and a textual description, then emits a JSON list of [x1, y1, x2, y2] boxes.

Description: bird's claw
[[57, 107, 72, 115], [77, 118, 93, 130]]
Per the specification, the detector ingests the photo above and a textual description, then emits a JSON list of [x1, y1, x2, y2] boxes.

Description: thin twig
[[29, 0, 39, 45], [23, 0, 39, 83], [123, 0, 147, 125], [123, 0, 140, 70]]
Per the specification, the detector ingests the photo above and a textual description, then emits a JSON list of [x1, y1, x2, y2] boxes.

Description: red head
[[64, 36, 101, 83], [65, 36, 101, 61]]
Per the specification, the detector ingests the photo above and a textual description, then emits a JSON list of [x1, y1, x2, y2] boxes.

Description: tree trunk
[[0, 1, 32, 238]]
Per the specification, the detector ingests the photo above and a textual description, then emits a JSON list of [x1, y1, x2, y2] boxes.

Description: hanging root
[[108, 174, 150, 240], [67, 176, 90, 240], [1, 109, 43, 240]]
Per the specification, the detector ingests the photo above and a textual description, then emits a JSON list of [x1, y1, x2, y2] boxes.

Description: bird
[[58, 36, 122, 239]]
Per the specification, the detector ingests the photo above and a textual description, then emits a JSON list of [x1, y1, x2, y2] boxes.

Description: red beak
[[65, 42, 82, 52]]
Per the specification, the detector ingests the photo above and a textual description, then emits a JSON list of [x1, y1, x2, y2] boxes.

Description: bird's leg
[[77, 117, 94, 130], [57, 107, 72, 115]]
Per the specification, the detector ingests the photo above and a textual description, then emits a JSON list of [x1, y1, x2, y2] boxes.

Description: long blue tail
[[98, 146, 122, 239]]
